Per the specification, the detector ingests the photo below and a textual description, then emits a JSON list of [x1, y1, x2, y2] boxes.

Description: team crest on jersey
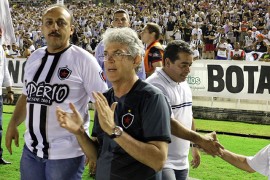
[[122, 112, 134, 129], [99, 71, 106, 82], [58, 66, 72, 80]]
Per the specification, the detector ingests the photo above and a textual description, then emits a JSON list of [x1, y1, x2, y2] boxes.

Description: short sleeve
[[246, 145, 270, 177], [148, 47, 163, 65], [141, 93, 171, 142]]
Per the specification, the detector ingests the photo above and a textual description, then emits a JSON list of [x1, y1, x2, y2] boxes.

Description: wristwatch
[[190, 143, 200, 148], [110, 126, 123, 139]]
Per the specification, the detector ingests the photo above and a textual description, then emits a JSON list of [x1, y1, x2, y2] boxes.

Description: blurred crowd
[[3, 0, 270, 61]]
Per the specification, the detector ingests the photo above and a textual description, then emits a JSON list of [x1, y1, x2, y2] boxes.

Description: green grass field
[[0, 105, 269, 180]]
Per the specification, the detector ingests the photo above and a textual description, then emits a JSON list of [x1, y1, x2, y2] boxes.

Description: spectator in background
[[190, 34, 203, 60], [226, 26, 236, 44], [257, 18, 265, 31], [2, 44, 9, 56], [7, 0, 270, 57], [141, 22, 164, 77], [239, 16, 249, 46], [204, 24, 216, 59], [259, 45, 270, 62], [253, 34, 267, 53], [165, 16, 176, 42], [232, 19, 241, 43], [244, 30, 255, 53], [21, 38, 34, 58], [192, 23, 203, 40], [251, 26, 261, 41], [261, 28, 269, 40], [95, 9, 146, 87], [216, 37, 229, 60], [230, 42, 245, 61], [182, 22, 192, 44], [9, 43, 21, 58], [172, 25, 181, 40]]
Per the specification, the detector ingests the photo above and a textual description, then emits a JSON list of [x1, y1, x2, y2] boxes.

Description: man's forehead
[[114, 13, 128, 19], [104, 43, 127, 52], [43, 16, 67, 21], [43, 8, 71, 20]]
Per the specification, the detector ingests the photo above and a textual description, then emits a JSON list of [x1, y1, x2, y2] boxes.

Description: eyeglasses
[[100, 52, 131, 62]]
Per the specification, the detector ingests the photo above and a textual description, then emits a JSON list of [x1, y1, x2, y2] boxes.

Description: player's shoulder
[[135, 79, 164, 98], [27, 46, 47, 62], [150, 44, 164, 52], [69, 45, 97, 62]]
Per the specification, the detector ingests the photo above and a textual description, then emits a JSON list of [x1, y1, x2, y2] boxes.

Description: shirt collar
[[156, 67, 179, 86]]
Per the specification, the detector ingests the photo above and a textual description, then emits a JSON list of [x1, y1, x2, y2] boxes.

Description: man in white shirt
[[146, 40, 201, 180], [191, 24, 203, 40]]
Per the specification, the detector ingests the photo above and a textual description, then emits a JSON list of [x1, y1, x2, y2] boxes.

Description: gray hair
[[102, 27, 144, 58]]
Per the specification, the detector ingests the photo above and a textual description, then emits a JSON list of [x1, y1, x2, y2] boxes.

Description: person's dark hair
[[42, 4, 74, 24], [164, 40, 193, 65], [113, 9, 130, 21], [145, 22, 162, 40]]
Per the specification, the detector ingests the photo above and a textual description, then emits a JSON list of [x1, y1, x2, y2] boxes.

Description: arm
[[93, 92, 168, 172], [74, 129, 98, 162], [3, 53, 13, 101], [56, 103, 98, 161], [171, 118, 223, 157], [114, 132, 168, 172], [5, 94, 27, 154], [220, 149, 255, 173], [190, 118, 201, 168]]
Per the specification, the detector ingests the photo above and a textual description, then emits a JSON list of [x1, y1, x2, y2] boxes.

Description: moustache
[[48, 32, 61, 37]]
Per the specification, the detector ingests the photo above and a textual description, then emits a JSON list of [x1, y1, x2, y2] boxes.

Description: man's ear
[[133, 55, 142, 67], [164, 58, 171, 67], [70, 25, 75, 36]]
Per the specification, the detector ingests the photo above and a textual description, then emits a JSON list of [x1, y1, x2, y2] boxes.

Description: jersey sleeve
[[94, 41, 105, 69], [141, 92, 171, 142], [81, 54, 108, 102], [246, 144, 270, 176], [148, 47, 163, 65], [2, 50, 12, 87]]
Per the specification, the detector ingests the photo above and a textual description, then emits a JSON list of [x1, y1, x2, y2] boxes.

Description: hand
[[5, 121, 19, 155], [88, 160, 97, 177], [56, 103, 84, 135], [191, 147, 201, 168], [92, 92, 117, 135], [197, 132, 224, 157]]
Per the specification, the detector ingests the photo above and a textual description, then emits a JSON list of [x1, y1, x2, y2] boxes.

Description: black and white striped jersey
[[22, 45, 108, 159]]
